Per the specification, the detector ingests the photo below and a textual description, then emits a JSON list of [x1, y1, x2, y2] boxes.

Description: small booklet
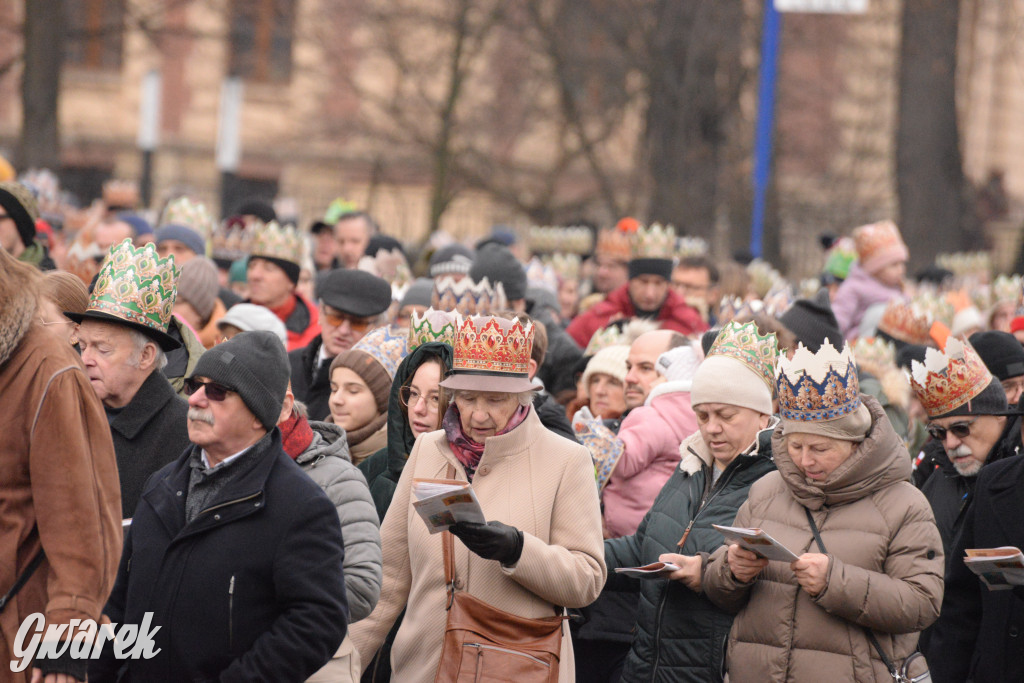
[[614, 562, 681, 580], [964, 547, 1024, 591], [712, 524, 800, 562], [412, 478, 487, 534]]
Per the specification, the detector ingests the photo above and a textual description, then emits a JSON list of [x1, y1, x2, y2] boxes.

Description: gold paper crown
[[935, 252, 992, 280], [776, 342, 861, 422], [159, 197, 217, 242], [525, 257, 559, 294], [852, 220, 904, 261], [527, 225, 594, 255], [88, 238, 180, 333], [716, 296, 767, 325], [250, 221, 306, 267], [595, 227, 632, 261], [852, 336, 897, 378], [431, 276, 507, 316], [409, 308, 463, 350], [102, 179, 139, 209], [746, 259, 785, 299], [451, 315, 534, 378], [212, 217, 259, 262], [631, 223, 676, 260], [545, 253, 581, 282], [992, 274, 1022, 305], [910, 337, 993, 417], [707, 320, 779, 390], [675, 236, 709, 259], [584, 324, 627, 356], [877, 300, 935, 346]]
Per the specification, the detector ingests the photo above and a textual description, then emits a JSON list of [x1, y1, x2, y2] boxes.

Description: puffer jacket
[[605, 423, 777, 682], [603, 381, 699, 538], [831, 264, 903, 340], [703, 396, 944, 682], [299, 421, 382, 622]]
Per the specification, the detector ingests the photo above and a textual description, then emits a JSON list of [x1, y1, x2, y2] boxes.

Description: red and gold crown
[[409, 308, 463, 350], [441, 315, 536, 392], [777, 342, 861, 422], [595, 227, 632, 262], [877, 300, 934, 346], [910, 337, 993, 418], [431, 276, 507, 316], [852, 220, 905, 262]]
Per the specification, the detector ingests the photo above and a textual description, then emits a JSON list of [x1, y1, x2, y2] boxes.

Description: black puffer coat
[[604, 423, 777, 682]]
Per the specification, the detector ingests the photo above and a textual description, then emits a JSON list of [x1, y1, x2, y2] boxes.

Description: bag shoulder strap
[[802, 508, 899, 681], [0, 548, 45, 614], [443, 463, 456, 608]]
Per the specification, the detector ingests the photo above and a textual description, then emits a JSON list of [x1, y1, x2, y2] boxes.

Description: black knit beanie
[[628, 257, 673, 281], [779, 289, 844, 353], [970, 330, 1024, 381], [191, 330, 290, 429], [469, 243, 526, 301], [0, 181, 40, 248], [250, 255, 301, 285]]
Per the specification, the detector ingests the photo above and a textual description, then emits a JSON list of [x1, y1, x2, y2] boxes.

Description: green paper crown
[[707, 320, 779, 390], [88, 238, 180, 333], [409, 308, 463, 350]]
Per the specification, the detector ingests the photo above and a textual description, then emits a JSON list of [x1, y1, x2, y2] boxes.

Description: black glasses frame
[[927, 417, 978, 442]]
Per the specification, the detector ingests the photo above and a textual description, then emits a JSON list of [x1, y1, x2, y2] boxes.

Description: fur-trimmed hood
[[0, 266, 38, 366], [678, 416, 779, 475]]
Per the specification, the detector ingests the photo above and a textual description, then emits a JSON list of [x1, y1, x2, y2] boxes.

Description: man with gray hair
[[69, 239, 190, 519]]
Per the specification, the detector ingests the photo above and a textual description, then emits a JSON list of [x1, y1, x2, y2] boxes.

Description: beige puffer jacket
[[703, 396, 943, 682]]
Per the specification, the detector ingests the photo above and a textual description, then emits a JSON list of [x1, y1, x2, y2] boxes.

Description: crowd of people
[[5, 169, 1024, 682]]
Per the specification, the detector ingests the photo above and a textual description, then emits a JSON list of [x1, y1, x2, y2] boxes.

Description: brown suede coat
[[0, 284, 122, 681], [703, 396, 943, 682]]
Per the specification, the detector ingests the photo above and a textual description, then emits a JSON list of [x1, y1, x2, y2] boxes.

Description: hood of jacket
[[0, 264, 37, 367], [773, 394, 910, 510], [297, 420, 352, 466], [679, 416, 779, 475], [384, 342, 454, 477]]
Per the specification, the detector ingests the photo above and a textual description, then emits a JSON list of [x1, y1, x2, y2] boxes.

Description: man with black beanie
[[91, 331, 349, 682], [247, 223, 321, 351]]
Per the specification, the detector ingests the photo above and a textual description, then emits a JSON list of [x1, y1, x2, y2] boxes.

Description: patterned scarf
[[279, 411, 314, 459], [442, 403, 530, 481]]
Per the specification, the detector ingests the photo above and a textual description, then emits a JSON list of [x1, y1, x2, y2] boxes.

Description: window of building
[[64, 0, 126, 70], [228, 0, 296, 83]]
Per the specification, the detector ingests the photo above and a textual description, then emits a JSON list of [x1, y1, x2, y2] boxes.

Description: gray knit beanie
[[469, 243, 526, 301], [177, 257, 220, 322], [190, 330, 290, 429]]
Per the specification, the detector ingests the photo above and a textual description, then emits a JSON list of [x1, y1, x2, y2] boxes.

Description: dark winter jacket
[[533, 391, 577, 443], [289, 335, 334, 421], [90, 429, 349, 683], [108, 369, 190, 519], [528, 293, 584, 398], [927, 454, 1024, 683], [604, 423, 777, 682]]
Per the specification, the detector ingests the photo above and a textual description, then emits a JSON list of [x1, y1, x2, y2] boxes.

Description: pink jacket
[[831, 264, 904, 340], [603, 382, 698, 538]]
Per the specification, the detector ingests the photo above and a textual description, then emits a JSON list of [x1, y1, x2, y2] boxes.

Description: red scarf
[[442, 403, 530, 478], [279, 411, 314, 459]]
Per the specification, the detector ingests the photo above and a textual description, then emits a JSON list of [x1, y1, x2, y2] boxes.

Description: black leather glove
[[450, 521, 525, 566]]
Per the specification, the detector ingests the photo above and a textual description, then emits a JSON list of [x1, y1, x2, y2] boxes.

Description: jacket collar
[[679, 416, 778, 475], [110, 370, 179, 439]]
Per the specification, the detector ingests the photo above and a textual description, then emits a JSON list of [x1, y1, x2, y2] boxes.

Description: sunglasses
[[322, 309, 375, 333], [184, 378, 235, 402], [927, 418, 978, 442]]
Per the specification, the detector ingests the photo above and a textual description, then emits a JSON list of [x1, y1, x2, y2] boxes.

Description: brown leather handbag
[[434, 467, 566, 682]]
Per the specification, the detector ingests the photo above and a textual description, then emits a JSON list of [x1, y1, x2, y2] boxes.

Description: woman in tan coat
[[703, 343, 943, 682], [351, 315, 606, 682]]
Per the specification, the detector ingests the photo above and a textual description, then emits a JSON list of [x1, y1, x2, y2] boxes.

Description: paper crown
[[546, 253, 581, 282], [159, 197, 216, 242], [80, 238, 180, 348], [877, 300, 935, 346], [747, 259, 786, 299], [852, 336, 897, 377], [716, 296, 789, 325], [852, 220, 905, 261], [595, 227, 632, 261], [211, 216, 258, 263], [525, 257, 559, 294], [527, 225, 594, 255], [351, 325, 409, 380], [992, 273, 1022, 305], [777, 342, 861, 422], [324, 197, 359, 224], [102, 179, 139, 209], [431, 276, 507, 316], [584, 324, 627, 356], [910, 337, 993, 417], [675, 235, 709, 259], [936, 251, 992, 281], [823, 237, 857, 280], [250, 221, 306, 267], [448, 315, 534, 382], [707, 320, 779, 390], [631, 223, 675, 260], [409, 308, 463, 350]]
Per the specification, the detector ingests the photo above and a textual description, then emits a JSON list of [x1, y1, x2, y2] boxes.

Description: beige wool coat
[[702, 396, 943, 682], [350, 406, 606, 682]]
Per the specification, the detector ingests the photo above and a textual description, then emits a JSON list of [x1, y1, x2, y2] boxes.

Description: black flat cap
[[317, 269, 392, 317]]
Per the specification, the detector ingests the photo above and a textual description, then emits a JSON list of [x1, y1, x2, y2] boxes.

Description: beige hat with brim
[[779, 402, 872, 441], [440, 372, 540, 393]]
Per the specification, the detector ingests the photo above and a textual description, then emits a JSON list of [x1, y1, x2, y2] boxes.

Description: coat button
[[478, 466, 490, 476], [454, 578, 465, 589], [254, 502, 261, 508], [176, 491, 183, 497], [1010, 626, 1020, 638], [214, 514, 221, 521]]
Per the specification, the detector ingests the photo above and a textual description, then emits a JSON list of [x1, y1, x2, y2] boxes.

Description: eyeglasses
[[400, 386, 440, 411], [184, 378, 235, 402], [321, 309, 375, 333], [39, 316, 74, 326], [927, 418, 978, 442]]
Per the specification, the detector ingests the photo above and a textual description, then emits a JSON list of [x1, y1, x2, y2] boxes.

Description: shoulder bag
[[803, 508, 931, 683], [434, 464, 566, 683]]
